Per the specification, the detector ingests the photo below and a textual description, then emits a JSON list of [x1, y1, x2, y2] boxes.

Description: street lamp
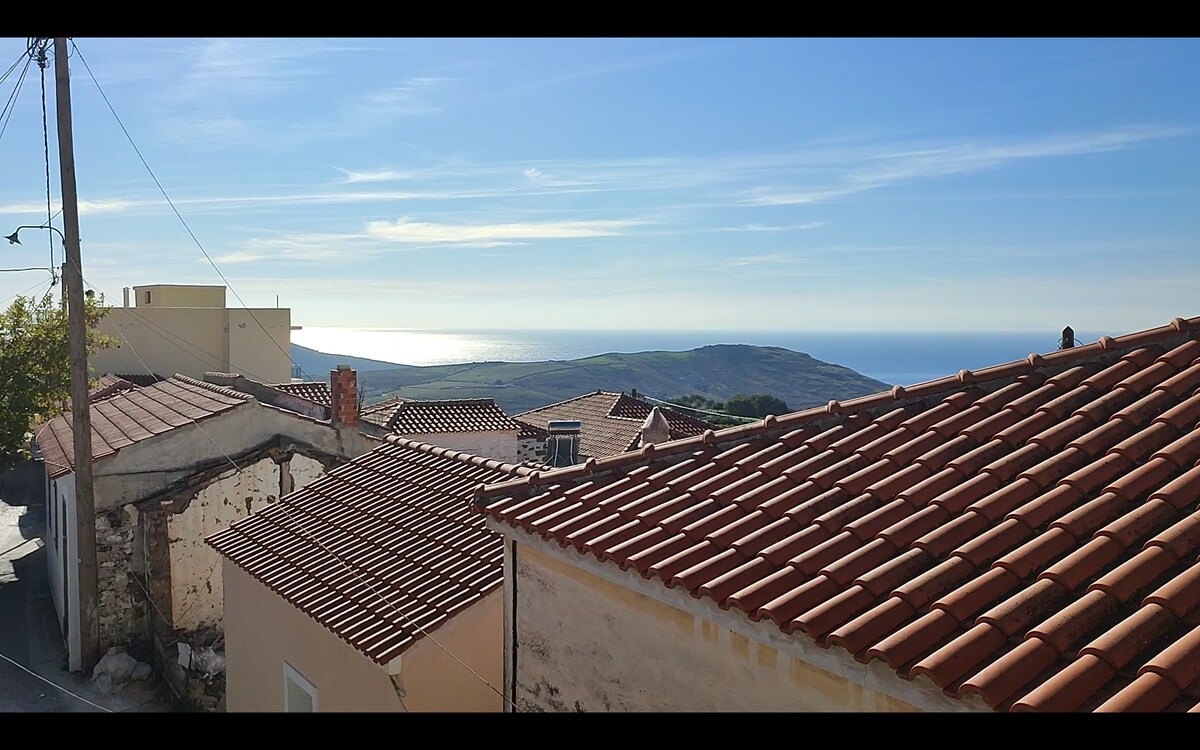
[[6, 224, 65, 284], [5, 223, 67, 245]]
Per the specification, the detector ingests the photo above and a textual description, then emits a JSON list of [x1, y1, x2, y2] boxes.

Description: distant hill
[[346, 344, 890, 416], [291, 344, 409, 377]]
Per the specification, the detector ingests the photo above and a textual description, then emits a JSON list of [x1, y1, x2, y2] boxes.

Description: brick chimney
[[330, 364, 358, 428]]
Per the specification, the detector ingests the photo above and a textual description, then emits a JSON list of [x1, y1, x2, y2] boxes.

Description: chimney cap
[[336, 364, 351, 371], [641, 407, 669, 433]]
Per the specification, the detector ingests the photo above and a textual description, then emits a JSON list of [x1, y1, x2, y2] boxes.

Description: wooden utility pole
[[52, 36, 99, 673]]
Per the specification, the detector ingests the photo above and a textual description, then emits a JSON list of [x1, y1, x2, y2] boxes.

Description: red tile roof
[[478, 316, 1200, 712], [36, 375, 251, 479], [90, 374, 140, 402], [360, 397, 521, 436], [207, 436, 534, 665], [514, 391, 714, 459], [272, 381, 332, 408], [108, 372, 167, 388]]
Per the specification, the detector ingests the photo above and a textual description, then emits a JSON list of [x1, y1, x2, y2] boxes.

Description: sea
[[292, 328, 1101, 388]]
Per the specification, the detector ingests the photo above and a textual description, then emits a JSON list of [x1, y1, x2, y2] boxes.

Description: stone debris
[[92, 646, 139, 694]]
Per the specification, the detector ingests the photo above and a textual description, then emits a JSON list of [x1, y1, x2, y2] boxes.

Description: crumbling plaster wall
[[510, 544, 932, 713], [166, 455, 279, 633]]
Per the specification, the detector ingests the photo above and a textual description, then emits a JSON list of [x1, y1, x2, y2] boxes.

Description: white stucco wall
[[402, 430, 519, 463], [167, 456, 280, 633], [510, 543, 933, 713], [44, 473, 80, 672]]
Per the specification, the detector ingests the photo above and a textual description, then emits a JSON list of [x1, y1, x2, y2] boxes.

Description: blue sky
[[0, 37, 1197, 334]]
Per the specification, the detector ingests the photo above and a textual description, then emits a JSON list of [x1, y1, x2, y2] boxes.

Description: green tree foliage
[[668, 394, 725, 411], [725, 393, 790, 418], [0, 291, 115, 468]]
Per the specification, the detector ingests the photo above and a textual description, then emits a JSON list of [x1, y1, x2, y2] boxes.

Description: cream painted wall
[[397, 590, 503, 712], [511, 544, 924, 713], [93, 307, 229, 379], [401, 430, 519, 463], [227, 308, 292, 384], [134, 285, 225, 308], [90, 306, 292, 384], [222, 562, 503, 712]]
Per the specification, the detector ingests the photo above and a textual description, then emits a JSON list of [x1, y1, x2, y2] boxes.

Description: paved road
[[1, 485, 168, 713]]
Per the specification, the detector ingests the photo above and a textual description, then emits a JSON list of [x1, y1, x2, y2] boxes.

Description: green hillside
[[350, 344, 890, 416]]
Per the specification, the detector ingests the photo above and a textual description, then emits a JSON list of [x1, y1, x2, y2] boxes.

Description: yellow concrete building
[[90, 284, 296, 384]]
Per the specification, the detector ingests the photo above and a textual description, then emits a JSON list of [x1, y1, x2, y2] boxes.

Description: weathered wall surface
[[403, 431, 519, 463], [91, 402, 377, 512], [166, 456, 279, 633], [96, 505, 143, 651], [516, 438, 544, 464], [288, 453, 325, 494], [512, 544, 925, 713]]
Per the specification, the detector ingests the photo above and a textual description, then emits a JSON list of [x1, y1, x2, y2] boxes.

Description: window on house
[[283, 663, 317, 712], [144, 290, 151, 305], [52, 482, 58, 550]]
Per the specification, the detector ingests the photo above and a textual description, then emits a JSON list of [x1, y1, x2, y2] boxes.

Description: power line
[[0, 649, 113, 712], [0, 48, 28, 87], [80, 272, 280, 385], [36, 39, 57, 283], [637, 393, 759, 423], [77, 273, 514, 710], [0, 272, 56, 308], [0, 49, 32, 146], [70, 41, 315, 385]]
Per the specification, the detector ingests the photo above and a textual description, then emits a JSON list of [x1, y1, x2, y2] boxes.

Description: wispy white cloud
[[176, 38, 367, 99], [334, 168, 410, 184], [719, 222, 828, 233], [744, 126, 1187, 206], [364, 217, 648, 244], [283, 78, 453, 144], [727, 253, 807, 267], [507, 43, 719, 95]]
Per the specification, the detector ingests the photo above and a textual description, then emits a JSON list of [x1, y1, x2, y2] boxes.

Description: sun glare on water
[[292, 328, 480, 367]]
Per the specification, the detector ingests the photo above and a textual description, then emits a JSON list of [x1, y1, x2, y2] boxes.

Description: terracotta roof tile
[[272, 381, 332, 407], [35, 375, 250, 478], [475, 315, 1200, 711], [513, 391, 712, 460], [208, 437, 531, 664], [361, 397, 522, 436]]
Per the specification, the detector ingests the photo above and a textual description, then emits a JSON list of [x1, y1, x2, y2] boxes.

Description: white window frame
[[283, 662, 318, 712]]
